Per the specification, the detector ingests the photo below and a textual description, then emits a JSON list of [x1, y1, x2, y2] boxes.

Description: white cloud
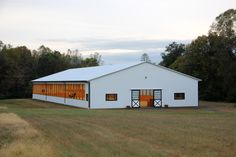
[[0, 0, 235, 63]]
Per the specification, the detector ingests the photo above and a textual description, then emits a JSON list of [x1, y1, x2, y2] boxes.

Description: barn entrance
[[131, 89, 162, 108], [140, 89, 153, 107]]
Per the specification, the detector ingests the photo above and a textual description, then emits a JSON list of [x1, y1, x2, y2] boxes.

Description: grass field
[[0, 99, 235, 157]]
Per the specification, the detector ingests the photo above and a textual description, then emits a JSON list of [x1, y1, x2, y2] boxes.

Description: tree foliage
[[160, 42, 185, 67], [160, 9, 236, 102], [140, 53, 151, 62], [0, 43, 102, 99], [209, 9, 236, 38]]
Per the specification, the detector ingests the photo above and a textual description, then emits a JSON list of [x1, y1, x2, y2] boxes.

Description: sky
[[0, 0, 235, 64]]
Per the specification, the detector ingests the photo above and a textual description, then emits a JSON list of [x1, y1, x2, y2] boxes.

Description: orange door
[[140, 95, 153, 107], [140, 90, 153, 107]]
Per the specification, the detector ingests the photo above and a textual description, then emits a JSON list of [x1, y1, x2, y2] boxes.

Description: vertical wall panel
[[32, 84, 46, 95], [65, 84, 85, 100]]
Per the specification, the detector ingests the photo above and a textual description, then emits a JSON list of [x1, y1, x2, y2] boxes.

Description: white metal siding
[[47, 95, 65, 104], [32, 94, 46, 101], [65, 98, 88, 108], [33, 94, 88, 108], [90, 63, 198, 109]]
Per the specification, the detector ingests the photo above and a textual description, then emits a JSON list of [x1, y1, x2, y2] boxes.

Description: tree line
[[0, 9, 235, 102], [160, 9, 236, 102], [0, 44, 101, 99]]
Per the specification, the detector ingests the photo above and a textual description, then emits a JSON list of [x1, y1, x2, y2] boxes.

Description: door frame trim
[[131, 89, 162, 108]]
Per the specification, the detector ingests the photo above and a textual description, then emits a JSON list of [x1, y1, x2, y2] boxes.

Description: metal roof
[[32, 62, 143, 82], [32, 62, 201, 82]]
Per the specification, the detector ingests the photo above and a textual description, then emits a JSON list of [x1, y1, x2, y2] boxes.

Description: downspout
[[88, 81, 91, 109]]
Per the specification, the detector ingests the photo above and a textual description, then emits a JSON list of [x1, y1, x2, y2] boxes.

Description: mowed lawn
[[0, 99, 235, 157]]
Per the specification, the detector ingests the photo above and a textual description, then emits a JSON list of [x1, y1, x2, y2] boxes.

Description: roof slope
[[32, 62, 201, 82], [32, 62, 143, 82]]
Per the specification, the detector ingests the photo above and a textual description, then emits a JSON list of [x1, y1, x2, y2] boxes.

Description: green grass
[[0, 99, 236, 157]]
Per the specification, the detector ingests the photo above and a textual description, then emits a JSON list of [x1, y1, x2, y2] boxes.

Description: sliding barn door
[[153, 89, 162, 107], [131, 90, 140, 108]]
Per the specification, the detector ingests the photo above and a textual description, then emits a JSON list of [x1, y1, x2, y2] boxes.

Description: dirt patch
[[0, 113, 56, 157], [0, 106, 7, 110]]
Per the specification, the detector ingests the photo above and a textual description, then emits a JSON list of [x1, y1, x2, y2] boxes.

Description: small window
[[106, 94, 117, 101], [174, 93, 185, 100]]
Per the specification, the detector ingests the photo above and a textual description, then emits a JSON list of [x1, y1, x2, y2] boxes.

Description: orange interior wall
[[140, 95, 153, 107], [33, 84, 46, 95], [33, 83, 85, 100], [65, 84, 85, 100]]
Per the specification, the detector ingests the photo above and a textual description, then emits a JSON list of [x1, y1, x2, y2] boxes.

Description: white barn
[[32, 62, 201, 109]]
